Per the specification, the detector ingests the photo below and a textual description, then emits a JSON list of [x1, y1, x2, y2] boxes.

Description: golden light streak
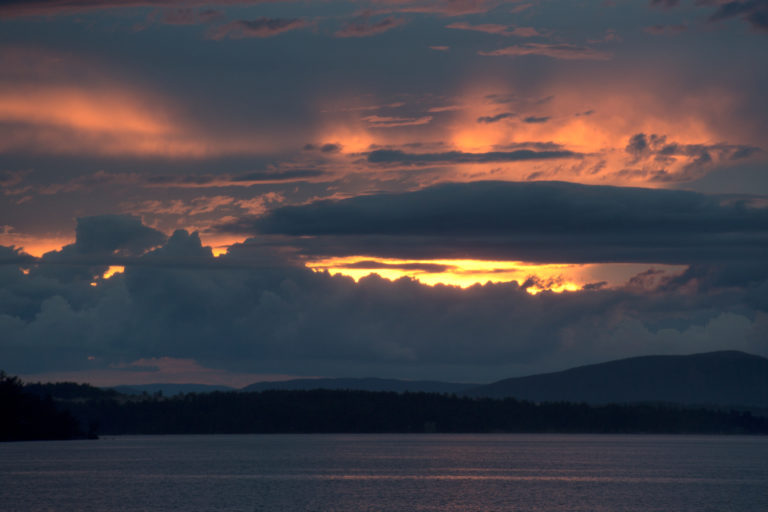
[[102, 265, 125, 279], [90, 265, 125, 287], [307, 256, 584, 293], [306, 256, 686, 294]]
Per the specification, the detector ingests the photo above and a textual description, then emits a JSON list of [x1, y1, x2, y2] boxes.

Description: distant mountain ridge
[[242, 377, 476, 394], [466, 351, 768, 408], [101, 351, 768, 409], [110, 384, 235, 396]]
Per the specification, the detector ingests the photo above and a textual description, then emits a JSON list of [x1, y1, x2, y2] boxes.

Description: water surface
[[2, 434, 766, 511]]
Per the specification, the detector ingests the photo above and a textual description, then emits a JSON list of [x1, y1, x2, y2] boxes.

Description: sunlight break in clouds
[[305, 256, 686, 293]]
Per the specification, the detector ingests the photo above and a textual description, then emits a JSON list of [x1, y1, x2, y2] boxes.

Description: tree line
[[3, 373, 767, 441]]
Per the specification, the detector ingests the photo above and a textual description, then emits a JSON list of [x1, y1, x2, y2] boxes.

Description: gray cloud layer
[[367, 149, 580, 165], [221, 181, 768, 264]]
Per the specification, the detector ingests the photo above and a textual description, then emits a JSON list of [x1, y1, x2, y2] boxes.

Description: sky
[[1, 0, 767, 387]]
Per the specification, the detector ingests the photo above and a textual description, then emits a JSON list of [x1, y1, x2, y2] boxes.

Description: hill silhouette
[[466, 351, 768, 408], [242, 377, 475, 394]]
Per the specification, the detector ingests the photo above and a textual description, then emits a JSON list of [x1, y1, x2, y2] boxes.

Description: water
[[1, 434, 767, 512]]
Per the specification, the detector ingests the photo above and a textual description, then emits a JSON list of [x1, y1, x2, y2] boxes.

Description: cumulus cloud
[[72, 215, 166, 256], [219, 181, 768, 264], [1, 214, 767, 381]]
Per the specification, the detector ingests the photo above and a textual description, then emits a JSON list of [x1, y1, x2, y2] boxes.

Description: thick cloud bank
[[223, 181, 768, 264], [2, 199, 767, 381]]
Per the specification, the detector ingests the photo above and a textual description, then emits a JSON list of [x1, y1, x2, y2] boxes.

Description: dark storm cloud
[[366, 149, 580, 165], [71, 215, 167, 256], [702, 0, 768, 32], [207, 18, 310, 40], [2, 218, 767, 379], [477, 112, 516, 123], [219, 181, 768, 264], [24, 215, 166, 283], [0, 246, 35, 265]]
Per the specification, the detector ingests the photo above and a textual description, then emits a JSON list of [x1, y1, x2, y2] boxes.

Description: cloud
[[335, 14, 407, 38], [220, 181, 768, 264], [362, 115, 433, 128], [624, 132, 761, 181], [143, 169, 328, 187], [71, 215, 167, 256], [26, 215, 166, 283], [702, 0, 768, 32], [477, 112, 516, 123], [153, 8, 222, 25], [0, 245, 35, 265], [2, 215, 767, 381], [370, 0, 502, 16], [650, 0, 680, 8], [479, 43, 612, 60], [304, 143, 343, 153], [0, 0, 273, 18], [0, 47, 293, 157], [338, 260, 456, 273], [523, 115, 550, 123], [446, 22, 541, 37], [366, 149, 580, 165], [643, 24, 688, 34], [207, 18, 310, 40]]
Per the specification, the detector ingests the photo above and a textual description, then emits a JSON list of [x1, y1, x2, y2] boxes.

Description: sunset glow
[[1, 0, 765, 388], [306, 257, 686, 293]]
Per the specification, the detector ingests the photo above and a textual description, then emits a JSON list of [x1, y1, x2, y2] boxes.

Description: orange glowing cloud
[[0, 46, 295, 158], [0, 85, 289, 157], [0, 228, 73, 257], [0, 86, 170, 135], [312, 62, 762, 189]]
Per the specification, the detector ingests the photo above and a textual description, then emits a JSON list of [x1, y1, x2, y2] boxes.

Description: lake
[[1, 434, 767, 511]]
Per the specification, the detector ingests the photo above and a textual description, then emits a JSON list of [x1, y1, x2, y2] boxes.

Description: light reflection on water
[[1, 434, 767, 512]]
